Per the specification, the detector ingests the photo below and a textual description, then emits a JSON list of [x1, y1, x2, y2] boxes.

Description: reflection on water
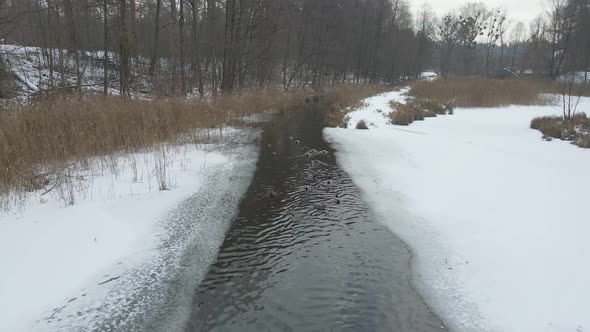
[[186, 109, 444, 331]]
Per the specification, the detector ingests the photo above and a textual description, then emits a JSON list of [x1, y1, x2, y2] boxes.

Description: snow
[[0, 43, 136, 99], [0, 128, 260, 331], [343, 89, 407, 129], [558, 71, 589, 84], [420, 71, 439, 80], [325, 91, 590, 332]]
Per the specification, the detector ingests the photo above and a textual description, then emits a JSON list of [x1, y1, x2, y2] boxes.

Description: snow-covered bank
[[0, 128, 259, 331], [325, 91, 590, 332]]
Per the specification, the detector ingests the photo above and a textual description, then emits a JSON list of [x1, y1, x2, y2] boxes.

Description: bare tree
[[482, 9, 507, 77], [560, 72, 583, 120], [119, 0, 131, 96], [170, 0, 179, 94], [63, 0, 82, 93], [510, 22, 525, 69], [149, 0, 161, 76], [103, 0, 109, 95], [414, 3, 436, 75], [437, 13, 462, 79], [179, 0, 186, 94]]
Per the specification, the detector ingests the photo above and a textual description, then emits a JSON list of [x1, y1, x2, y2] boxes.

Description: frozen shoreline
[[0, 128, 260, 331], [325, 91, 590, 331]]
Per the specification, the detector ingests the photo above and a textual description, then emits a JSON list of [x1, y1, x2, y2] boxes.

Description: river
[[183, 107, 444, 331]]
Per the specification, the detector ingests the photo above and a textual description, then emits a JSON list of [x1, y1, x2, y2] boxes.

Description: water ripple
[[185, 110, 444, 332]]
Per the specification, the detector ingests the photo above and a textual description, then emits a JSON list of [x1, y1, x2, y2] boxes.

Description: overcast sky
[[412, 0, 547, 25]]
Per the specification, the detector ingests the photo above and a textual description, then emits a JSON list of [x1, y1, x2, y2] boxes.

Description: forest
[[0, 0, 588, 98]]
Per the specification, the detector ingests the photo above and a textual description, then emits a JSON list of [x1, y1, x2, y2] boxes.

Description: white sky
[[412, 0, 547, 25]]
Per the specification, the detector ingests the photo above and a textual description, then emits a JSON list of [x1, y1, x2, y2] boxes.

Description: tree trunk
[[221, 0, 236, 91], [170, 0, 179, 94], [63, 0, 81, 94], [103, 0, 108, 95], [207, 0, 217, 95], [149, 0, 161, 76], [190, 0, 204, 96], [179, 0, 186, 94], [281, 24, 291, 90], [44, 0, 54, 89], [119, 0, 130, 96]]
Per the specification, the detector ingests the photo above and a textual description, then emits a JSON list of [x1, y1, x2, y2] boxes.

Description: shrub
[[390, 108, 416, 126], [530, 112, 590, 148], [355, 120, 369, 129], [389, 99, 449, 126], [418, 99, 446, 114], [530, 116, 565, 139]]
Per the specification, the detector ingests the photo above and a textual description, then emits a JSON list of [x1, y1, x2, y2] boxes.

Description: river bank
[[0, 128, 259, 331], [325, 90, 590, 331]]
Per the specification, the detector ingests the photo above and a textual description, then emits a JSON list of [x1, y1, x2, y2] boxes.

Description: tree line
[[0, 0, 588, 98]]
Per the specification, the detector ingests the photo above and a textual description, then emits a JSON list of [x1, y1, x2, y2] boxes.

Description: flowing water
[[184, 108, 444, 331]]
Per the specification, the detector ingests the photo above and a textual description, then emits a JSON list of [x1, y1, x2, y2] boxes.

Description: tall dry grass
[[0, 85, 375, 208], [409, 77, 555, 108], [543, 81, 590, 97], [389, 99, 451, 126], [531, 113, 590, 148]]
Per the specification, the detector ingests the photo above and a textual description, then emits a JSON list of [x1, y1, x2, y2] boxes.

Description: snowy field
[[325, 91, 590, 332], [0, 129, 259, 331]]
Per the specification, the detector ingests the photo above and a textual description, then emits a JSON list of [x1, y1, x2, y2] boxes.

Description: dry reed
[[0, 85, 377, 207], [409, 77, 555, 108], [389, 99, 451, 126], [530, 113, 590, 148]]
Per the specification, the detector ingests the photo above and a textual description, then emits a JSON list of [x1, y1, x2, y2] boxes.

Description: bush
[[390, 108, 416, 126], [355, 120, 369, 129], [418, 99, 446, 114], [389, 99, 449, 126], [530, 116, 565, 139], [530, 113, 590, 148]]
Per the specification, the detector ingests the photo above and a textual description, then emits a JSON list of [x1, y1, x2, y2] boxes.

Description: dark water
[[185, 109, 444, 331]]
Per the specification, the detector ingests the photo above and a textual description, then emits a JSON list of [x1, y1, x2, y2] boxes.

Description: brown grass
[[530, 113, 590, 148], [355, 120, 369, 129], [542, 81, 590, 97], [389, 99, 450, 126], [0, 85, 378, 208], [409, 77, 555, 108]]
